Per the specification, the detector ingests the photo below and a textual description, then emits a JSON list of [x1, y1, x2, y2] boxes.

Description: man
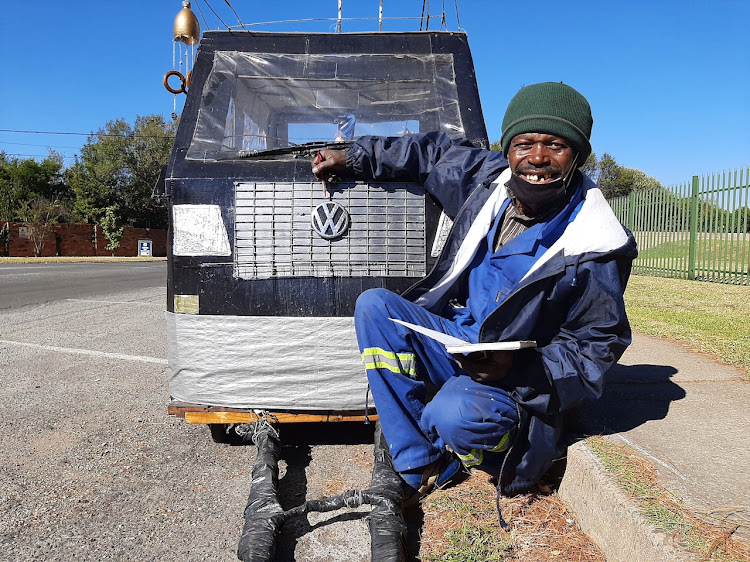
[[312, 82, 637, 501]]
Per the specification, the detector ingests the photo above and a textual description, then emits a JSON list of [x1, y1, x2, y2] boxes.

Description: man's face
[[507, 133, 577, 184]]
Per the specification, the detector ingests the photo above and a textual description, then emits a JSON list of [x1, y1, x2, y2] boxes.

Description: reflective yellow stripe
[[489, 432, 511, 453], [458, 449, 483, 467], [361, 347, 417, 378], [457, 433, 511, 467]]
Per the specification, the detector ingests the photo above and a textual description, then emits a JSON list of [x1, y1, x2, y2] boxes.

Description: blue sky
[[1, 0, 748, 186]]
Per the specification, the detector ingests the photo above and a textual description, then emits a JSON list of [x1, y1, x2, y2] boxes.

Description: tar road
[[0, 261, 376, 561]]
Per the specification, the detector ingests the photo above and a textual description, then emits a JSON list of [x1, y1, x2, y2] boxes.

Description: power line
[[0, 129, 174, 140], [4, 153, 76, 160], [0, 141, 80, 149]]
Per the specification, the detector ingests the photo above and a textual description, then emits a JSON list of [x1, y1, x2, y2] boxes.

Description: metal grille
[[234, 182, 427, 279]]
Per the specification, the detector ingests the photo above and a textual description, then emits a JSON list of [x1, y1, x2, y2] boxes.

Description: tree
[[18, 196, 66, 257], [0, 151, 68, 222], [580, 153, 601, 183], [596, 153, 665, 198], [67, 115, 176, 228], [101, 206, 124, 255]]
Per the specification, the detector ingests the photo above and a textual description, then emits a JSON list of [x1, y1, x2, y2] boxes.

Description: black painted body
[[161, 31, 488, 317]]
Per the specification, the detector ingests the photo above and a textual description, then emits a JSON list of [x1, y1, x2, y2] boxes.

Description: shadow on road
[[568, 362, 686, 437]]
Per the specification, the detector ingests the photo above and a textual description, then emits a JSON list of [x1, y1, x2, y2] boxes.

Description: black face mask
[[507, 156, 578, 216], [507, 173, 567, 217]]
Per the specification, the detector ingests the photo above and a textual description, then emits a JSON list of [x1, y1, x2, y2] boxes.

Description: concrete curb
[[559, 441, 697, 562]]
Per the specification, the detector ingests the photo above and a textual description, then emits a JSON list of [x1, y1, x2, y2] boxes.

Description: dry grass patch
[[587, 436, 750, 561], [419, 471, 604, 561]]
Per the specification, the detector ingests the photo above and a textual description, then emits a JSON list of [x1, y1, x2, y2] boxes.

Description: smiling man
[[313, 82, 637, 504]]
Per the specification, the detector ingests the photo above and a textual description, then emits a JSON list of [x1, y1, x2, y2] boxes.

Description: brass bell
[[174, 1, 200, 46]]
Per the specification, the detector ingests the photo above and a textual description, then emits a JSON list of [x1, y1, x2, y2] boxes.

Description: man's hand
[[312, 149, 347, 184], [451, 350, 514, 383]]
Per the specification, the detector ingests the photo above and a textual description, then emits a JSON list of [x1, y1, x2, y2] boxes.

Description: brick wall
[[3, 222, 167, 258]]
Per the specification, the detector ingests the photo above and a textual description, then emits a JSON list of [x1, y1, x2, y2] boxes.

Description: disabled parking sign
[[138, 239, 153, 257]]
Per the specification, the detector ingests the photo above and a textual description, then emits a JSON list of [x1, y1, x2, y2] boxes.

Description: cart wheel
[[208, 423, 246, 445]]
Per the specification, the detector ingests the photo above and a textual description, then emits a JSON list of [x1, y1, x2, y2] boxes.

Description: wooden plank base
[[168, 401, 376, 424]]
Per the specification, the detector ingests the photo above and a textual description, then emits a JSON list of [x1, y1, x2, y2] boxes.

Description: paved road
[[0, 261, 375, 561], [0, 262, 167, 309]]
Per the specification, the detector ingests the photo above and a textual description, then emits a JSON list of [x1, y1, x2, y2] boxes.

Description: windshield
[[186, 51, 465, 160]]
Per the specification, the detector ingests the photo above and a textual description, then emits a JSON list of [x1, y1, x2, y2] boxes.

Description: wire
[[454, 0, 462, 31], [0, 129, 174, 139], [0, 141, 80, 149], [3, 153, 76, 160], [420, 0, 426, 31], [226, 16, 439, 29], [202, 0, 230, 30], [192, 0, 211, 31], [223, 0, 247, 30]]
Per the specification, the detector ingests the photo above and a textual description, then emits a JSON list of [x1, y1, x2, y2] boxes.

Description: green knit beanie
[[500, 82, 593, 163]]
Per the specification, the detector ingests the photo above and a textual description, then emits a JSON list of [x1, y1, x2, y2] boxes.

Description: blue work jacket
[[346, 132, 638, 494]]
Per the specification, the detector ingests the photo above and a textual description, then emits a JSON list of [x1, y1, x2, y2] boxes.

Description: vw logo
[[311, 201, 350, 240]]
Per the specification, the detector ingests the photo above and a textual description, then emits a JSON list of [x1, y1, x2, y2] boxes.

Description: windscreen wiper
[[238, 140, 354, 159]]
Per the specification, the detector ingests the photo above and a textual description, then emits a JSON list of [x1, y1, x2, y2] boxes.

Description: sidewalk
[[560, 332, 750, 560]]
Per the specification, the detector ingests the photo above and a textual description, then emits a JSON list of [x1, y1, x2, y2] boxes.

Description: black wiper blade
[[238, 140, 353, 158]]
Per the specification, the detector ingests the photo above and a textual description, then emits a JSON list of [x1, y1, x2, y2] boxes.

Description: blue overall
[[355, 202, 558, 475], [348, 132, 636, 493], [355, 288, 518, 474]]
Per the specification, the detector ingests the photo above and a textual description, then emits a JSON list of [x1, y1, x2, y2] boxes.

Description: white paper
[[445, 341, 537, 354], [172, 204, 231, 256], [390, 318, 468, 346], [389, 318, 536, 354]]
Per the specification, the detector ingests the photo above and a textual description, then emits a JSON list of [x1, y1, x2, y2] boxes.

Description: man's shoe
[[401, 455, 467, 507]]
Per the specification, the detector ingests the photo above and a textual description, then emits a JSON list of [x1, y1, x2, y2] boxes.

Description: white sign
[[138, 239, 153, 257]]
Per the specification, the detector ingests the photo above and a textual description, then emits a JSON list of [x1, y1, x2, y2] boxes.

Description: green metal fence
[[607, 167, 750, 285]]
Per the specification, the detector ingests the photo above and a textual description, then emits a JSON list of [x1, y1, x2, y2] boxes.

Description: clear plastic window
[[187, 51, 464, 160]]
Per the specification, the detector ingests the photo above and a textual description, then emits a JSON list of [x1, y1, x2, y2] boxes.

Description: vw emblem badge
[[311, 201, 350, 240]]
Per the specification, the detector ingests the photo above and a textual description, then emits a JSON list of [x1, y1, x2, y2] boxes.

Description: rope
[[202, 0, 230, 30], [223, 0, 247, 30], [192, 0, 211, 31]]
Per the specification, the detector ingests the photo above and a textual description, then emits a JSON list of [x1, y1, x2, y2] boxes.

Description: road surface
[[0, 261, 375, 561]]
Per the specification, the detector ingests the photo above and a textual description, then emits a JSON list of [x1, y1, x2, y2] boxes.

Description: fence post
[[627, 191, 635, 232], [688, 175, 700, 280]]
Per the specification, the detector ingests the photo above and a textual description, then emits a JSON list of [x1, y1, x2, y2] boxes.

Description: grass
[[419, 472, 605, 561], [586, 436, 750, 561], [624, 275, 750, 379], [633, 236, 749, 284], [638, 237, 750, 263]]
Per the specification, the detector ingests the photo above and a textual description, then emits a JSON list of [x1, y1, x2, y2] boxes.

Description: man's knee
[[355, 288, 396, 321]]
